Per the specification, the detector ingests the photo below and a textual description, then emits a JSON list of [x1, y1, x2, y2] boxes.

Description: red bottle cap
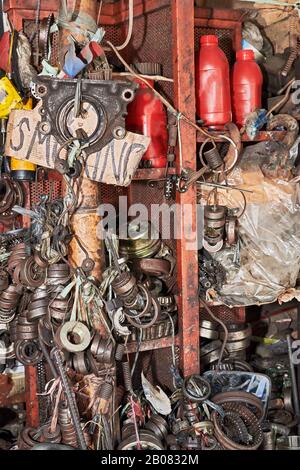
[[200, 35, 218, 45], [236, 49, 255, 61]]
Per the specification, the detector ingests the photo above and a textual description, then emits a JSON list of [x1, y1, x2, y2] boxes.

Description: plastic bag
[[199, 148, 300, 306]]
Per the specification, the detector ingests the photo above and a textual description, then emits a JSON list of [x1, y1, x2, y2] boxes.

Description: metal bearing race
[[28, 297, 49, 321], [55, 321, 91, 353], [283, 386, 294, 413], [49, 298, 70, 322], [41, 424, 61, 443], [72, 351, 90, 375], [15, 339, 43, 365], [46, 264, 71, 285], [145, 415, 168, 441], [171, 418, 191, 435], [212, 391, 264, 421], [182, 374, 211, 403], [9, 317, 18, 342], [212, 402, 263, 450], [17, 427, 41, 450], [124, 283, 152, 318], [157, 294, 176, 311], [200, 320, 219, 340], [225, 337, 251, 353], [0, 307, 16, 324], [111, 271, 137, 296], [200, 340, 228, 366], [0, 271, 9, 292], [90, 334, 115, 365], [220, 323, 252, 342], [16, 311, 39, 340], [122, 421, 136, 440], [268, 409, 295, 427], [118, 430, 165, 450], [19, 256, 47, 288], [7, 243, 27, 273]]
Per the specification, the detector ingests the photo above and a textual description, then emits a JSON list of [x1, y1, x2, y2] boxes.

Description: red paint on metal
[[172, 0, 200, 376], [126, 335, 180, 354], [25, 366, 39, 427]]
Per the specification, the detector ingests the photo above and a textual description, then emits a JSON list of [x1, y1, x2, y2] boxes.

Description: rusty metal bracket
[[34, 77, 138, 155]]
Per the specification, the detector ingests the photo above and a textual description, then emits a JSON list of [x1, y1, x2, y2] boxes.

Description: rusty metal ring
[[132, 258, 171, 278], [182, 374, 211, 403], [225, 217, 238, 245], [212, 402, 263, 450], [55, 321, 91, 353], [212, 391, 264, 421], [19, 257, 47, 288], [267, 114, 299, 148], [72, 352, 90, 375], [124, 283, 152, 318], [125, 296, 159, 329], [34, 251, 49, 269], [15, 339, 43, 365]]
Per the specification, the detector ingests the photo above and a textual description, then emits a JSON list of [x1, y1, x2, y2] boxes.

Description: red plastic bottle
[[126, 63, 167, 169], [196, 35, 232, 127], [232, 49, 263, 127]]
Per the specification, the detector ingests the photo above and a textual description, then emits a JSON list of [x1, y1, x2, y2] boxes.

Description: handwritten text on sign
[[5, 104, 150, 186]]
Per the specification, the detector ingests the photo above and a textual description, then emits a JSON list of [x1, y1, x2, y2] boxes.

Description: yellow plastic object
[[10, 158, 36, 172], [0, 76, 22, 118], [9, 97, 37, 176]]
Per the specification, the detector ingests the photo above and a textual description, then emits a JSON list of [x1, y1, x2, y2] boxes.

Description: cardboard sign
[[5, 103, 150, 186]]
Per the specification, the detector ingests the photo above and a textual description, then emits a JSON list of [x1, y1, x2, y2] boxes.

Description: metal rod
[[51, 347, 87, 450], [287, 334, 300, 433]]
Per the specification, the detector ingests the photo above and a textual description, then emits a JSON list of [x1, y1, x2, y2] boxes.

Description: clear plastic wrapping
[[199, 146, 300, 306]]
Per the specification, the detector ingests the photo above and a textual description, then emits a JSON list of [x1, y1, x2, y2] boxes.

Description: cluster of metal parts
[[200, 321, 252, 367], [0, 211, 180, 450], [116, 373, 266, 450], [0, 174, 25, 225], [103, 221, 177, 342], [203, 204, 238, 253]]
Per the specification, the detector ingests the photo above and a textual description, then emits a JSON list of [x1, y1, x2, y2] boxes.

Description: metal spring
[[99, 381, 114, 401], [183, 401, 200, 425], [51, 347, 87, 450], [122, 361, 133, 392], [115, 343, 125, 361], [37, 361, 50, 425], [58, 402, 78, 448], [204, 145, 223, 170], [282, 37, 300, 77], [9, 317, 18, 342]]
